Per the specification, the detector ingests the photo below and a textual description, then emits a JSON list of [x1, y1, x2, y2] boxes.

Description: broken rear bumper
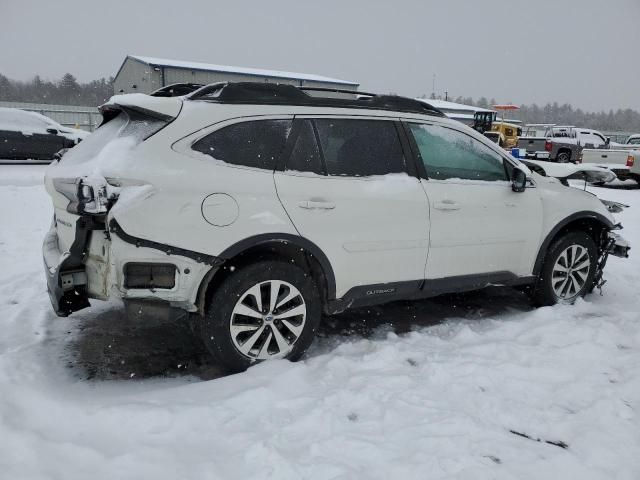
[[43, 222, 90, 317]]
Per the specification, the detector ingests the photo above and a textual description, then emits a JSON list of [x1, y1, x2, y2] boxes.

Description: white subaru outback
[[43, 82, 630, 372]]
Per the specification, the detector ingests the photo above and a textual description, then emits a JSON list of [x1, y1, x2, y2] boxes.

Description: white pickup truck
[[580, 147, 640, 184]]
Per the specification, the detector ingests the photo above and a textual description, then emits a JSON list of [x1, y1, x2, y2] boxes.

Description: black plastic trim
[[275, 118, 304, 173], [393, 121, 419, 179], [327, 272, 535, 314], [44, 215, 106, 316], [217, 233, 337, 301], [108, 219, 222, 266], [401, 120, 429, 180], [532, 212, 614, 277]]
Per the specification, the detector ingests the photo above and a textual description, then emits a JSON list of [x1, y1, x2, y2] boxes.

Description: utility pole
[[432, 74, 436, 98]]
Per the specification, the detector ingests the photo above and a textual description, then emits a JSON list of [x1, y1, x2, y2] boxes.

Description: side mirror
[[511, 167, 527, 193], [605, 137, 611, 146], [46, 128, 59, 135], [53, 148, 68, 161]]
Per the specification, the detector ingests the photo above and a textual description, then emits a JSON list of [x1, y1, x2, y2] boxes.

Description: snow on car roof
[[128, 55, 359, 86], [0, 107, 57, 134], [0, 107, 87, 140]]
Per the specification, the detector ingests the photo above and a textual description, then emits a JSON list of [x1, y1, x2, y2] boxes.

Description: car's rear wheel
[[531, 231, 597, 306], [201, 260, 321, 373], [556, 150, 571, 163]]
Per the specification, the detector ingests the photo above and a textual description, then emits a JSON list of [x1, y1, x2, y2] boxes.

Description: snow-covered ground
[[1, 165, 639, 480]]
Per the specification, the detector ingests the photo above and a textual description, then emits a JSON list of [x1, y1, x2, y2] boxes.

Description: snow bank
[[0, 168, 639, 479]]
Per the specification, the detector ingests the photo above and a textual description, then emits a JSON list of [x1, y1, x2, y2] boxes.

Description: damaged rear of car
[[43, 94, 190, 316]]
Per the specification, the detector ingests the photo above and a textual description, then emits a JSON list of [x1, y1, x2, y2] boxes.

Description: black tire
[[556, 150, 571, 163], [530, 231, 598, 306], [201, 260, 321, 373]]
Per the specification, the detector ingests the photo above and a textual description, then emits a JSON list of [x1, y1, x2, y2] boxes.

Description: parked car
[[517, 125, 610, 163], [42, 82, 630, 372], [0, 107, 88, 162], [580, 148, 640, 184], [625, 134, 640, 146]]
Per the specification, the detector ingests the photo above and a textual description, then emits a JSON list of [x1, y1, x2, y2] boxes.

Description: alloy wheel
[[229, 280, 307, 359], [551, 245, 591, 300]]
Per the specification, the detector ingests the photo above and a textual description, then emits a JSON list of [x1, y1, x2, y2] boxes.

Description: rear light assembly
[[544, 140, 552, 152], [626, 155, 635, 167], [53, 177, 110, 215]]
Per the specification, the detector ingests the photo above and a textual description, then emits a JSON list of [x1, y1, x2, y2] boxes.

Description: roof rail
[[150, 83, 205, 97], [186, 82, 444, 116]]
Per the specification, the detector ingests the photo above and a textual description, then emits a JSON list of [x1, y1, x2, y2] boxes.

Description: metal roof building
[[415, 98, 494, 125], [114, 55, 359, 95], [414, 98, 524, 126]]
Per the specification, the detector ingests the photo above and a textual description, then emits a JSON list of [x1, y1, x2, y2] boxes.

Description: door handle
[[433, 200, 460, 211], [298, 200, 336, 210]]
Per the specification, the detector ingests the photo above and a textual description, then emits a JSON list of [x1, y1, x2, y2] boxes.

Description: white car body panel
[[275, 170, 429, 298], [421, 178, 542, 278]]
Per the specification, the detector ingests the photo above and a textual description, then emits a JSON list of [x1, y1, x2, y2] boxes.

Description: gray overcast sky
[[1, 0, 639, 111]]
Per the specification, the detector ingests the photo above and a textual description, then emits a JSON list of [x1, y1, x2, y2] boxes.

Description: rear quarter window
[[192, 120, 292, 170]]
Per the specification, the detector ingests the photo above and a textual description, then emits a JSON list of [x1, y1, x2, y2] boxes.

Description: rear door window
[[313, 119, 406, 177], [193, 119, 292, 170]]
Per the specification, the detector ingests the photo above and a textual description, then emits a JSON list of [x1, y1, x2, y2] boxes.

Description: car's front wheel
[[531, 231, 597, 306], [201, 260, 321, 372]]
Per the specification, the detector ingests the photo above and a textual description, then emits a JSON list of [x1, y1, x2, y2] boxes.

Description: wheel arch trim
[[217, 233, 337, 300], [533, 211, 613, 277]]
